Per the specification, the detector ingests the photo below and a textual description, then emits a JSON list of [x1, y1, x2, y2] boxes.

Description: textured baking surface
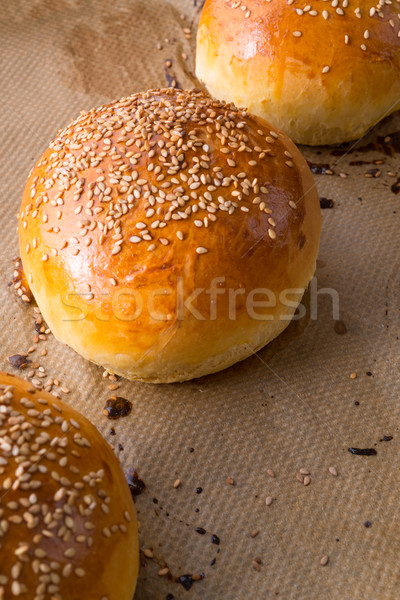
[[1, 1, 400, 599]]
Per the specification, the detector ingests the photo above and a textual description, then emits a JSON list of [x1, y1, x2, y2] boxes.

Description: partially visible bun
[[19, 88, 320, 383], [196, 0, 400, 145], [0, 372, 138, 600]]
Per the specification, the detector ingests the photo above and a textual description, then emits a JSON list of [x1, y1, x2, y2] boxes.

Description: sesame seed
[[196, 246, 208, 255], [322, 66, 330, 74], [265, 496, 273, 506], [329, 466, 338, 476], [320, 555, 329, 566]]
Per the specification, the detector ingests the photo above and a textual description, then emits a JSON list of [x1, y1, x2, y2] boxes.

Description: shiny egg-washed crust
[[0, 372, 138, 599], [19, 89, 320, 383], [196, 0, 400, 145]]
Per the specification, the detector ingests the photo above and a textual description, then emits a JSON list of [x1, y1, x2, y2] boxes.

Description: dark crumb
[[210, 558, 216, 566], [176, 573, 204, 591], [118, 443, 124, 452], [334, 320, 348, 335], [195, 487, 203, 494], [365, 521, 372, 528], [354, 401, 360, 406], [126, 468, 146, 499], [190, 448, 195, 453], [195, 527, 206, 535], [211, 534, 220, 545], [102, 396, 132, 419], [366, 371, 373, 377], [320, 197, 335, 209], [380, 436, 393, 442], [307, 161, 334, 175], [109, 427, 116, 435], [166, 595, 175, 600], [8, 354, 32, 369], [365, 168, 381, 178], [348, 447, 377, 456]]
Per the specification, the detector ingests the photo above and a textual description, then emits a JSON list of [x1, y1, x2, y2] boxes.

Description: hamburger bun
[[19, 88, 320, 383], [196, 0, 400, 145], [0, 372, 139, 599]]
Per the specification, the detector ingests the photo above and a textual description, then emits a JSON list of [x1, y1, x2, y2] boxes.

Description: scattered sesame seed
[[320, 555, 329, 566]]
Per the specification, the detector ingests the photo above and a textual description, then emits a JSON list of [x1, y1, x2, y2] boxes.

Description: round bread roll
[[19, 88, 320, 383], [0, 372, 138, 599], [196, 0, 400, 145]]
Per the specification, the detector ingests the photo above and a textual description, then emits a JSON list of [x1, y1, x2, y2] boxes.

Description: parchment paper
[[1, 1, 400, 598]]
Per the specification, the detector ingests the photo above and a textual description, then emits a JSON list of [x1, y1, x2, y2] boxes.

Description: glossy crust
[[0, 372, 139, 600], [196, 0, 400, 145], [19, 89, 320, 383]]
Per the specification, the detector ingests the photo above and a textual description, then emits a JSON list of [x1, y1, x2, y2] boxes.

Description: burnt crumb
[[176, 573, 204, 591], [320, 197, 335, 209], [118, 443, 124, 452], [354, 401, 360, 406], [211, 534, 220, 545], [195, 527, 206, 535], [380, 436, 393, 442], [334, 320, 347, 335], [307, 161, 334, 175], [391, 178, 400, 194], [210, 558, 216, 566], [153, 498, 159, 504], [366, 371, 373, 377], [364, 521, 372, 528], [365, 168, 381, 178], [166, 595, 175, 600], [195, 487, 203, 494], [102, 396, 132, 419], [348, 447, 377, 456], [8, 354, 32, 369], [190, 448, 195, 453], [126, 468, 146, 499], [109, 427, 116, 436]]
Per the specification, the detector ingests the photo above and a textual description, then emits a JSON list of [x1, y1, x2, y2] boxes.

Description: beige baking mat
[[1, 1, 400, 598]]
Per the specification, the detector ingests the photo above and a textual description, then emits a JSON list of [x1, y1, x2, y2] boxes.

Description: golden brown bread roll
[[196, 0, 400, 145], [0, 372, 138, 599], [18, 88, 320, 383]]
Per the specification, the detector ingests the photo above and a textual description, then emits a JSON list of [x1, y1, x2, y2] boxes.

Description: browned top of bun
[[0, 372, 138, 599], [199, 0, 400, 73], [19, 88, 320, 382]]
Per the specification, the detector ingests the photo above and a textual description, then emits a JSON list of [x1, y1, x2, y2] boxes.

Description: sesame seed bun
[[18, 88, 320, 383], [0, 372, 138, 599], [195, 0, 400, 145]]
